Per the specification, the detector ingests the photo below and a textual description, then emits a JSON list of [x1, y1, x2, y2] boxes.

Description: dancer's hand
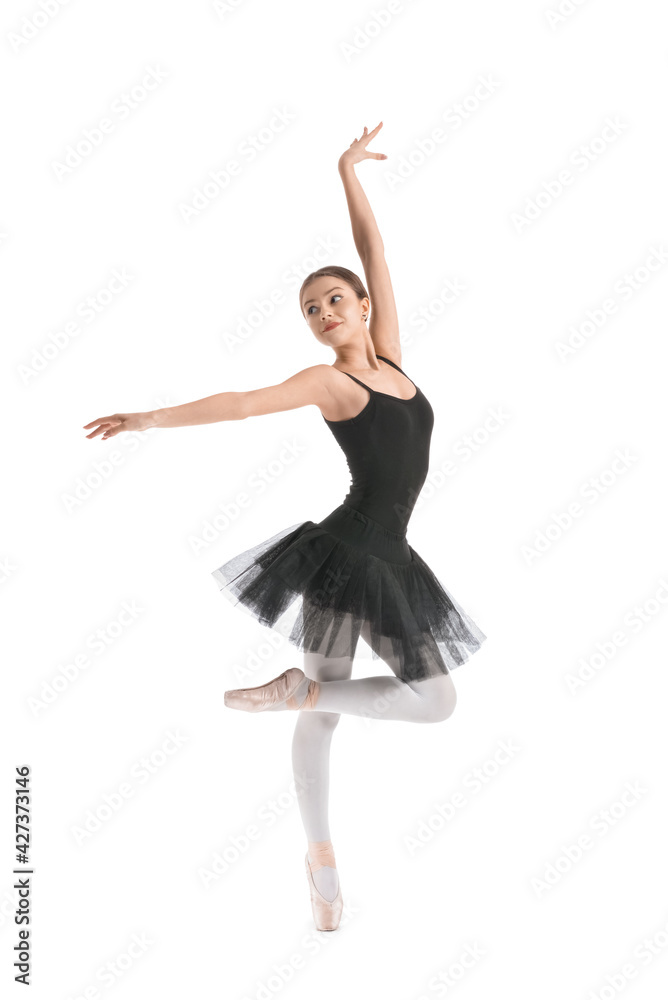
[[83, 411, 155, 440], [339, 122, 387, 168]]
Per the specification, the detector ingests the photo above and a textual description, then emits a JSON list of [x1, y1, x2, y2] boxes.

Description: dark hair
[[299, 266, 369, 316]]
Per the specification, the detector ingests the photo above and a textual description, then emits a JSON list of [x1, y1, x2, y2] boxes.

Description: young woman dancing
[[83, 122, 487, 932]]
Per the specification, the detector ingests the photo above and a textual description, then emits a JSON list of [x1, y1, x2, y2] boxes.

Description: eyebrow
[[303, 286, 345, 307]]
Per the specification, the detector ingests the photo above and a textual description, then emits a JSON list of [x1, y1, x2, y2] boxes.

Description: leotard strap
[[341, 371, 373, 391], [338, 354, 408, 392], [375, 353, 407, 375]]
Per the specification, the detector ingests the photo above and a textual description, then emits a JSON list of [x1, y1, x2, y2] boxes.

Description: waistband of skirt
[[315, 503, 411, 565], [330, 502, 408, 539], [319, 501, 410, 562]]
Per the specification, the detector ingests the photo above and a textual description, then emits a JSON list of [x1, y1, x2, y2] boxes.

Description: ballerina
[[83, 122, 486, 932]]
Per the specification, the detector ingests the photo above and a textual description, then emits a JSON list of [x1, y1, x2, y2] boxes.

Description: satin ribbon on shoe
[[307, 840, 337, 871]]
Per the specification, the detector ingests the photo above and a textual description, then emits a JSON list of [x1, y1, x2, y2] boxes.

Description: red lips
[[323, 321, 341, 332]]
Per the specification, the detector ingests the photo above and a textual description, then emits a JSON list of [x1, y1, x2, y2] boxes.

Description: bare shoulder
[[237, 364, 336, 420]]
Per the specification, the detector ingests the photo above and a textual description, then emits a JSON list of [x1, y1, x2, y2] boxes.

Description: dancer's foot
[[309, 855, 339, 901], [305, 841, 343, 931], [224, 667, 320, 713]]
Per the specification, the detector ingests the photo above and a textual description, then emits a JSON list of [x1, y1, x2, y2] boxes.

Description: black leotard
[[322, 354, 434, 535]]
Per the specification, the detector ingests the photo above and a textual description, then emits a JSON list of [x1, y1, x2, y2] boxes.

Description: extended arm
[[152, 365, 332, 427], [83, 366, 334, 440], [338, 156, 385, 260], [149, 391, 243, 428], [338, 123, 401, 359]]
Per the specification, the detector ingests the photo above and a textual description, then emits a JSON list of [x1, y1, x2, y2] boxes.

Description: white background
[[2, 0, 668, 997]]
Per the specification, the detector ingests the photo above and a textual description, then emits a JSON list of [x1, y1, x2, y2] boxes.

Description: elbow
[[359, 242, 385, 265], [233, 391, 250, 421]]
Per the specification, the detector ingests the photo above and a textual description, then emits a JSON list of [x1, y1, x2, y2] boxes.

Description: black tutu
[[210, 503, 486, 683]]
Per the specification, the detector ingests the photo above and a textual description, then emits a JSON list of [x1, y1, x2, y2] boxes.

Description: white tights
[[289, 618, 457, 900]]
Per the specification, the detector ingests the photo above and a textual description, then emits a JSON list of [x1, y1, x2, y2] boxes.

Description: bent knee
[[418, 675, 457, 723]]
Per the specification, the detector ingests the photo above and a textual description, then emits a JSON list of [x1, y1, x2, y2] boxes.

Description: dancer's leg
[[291, 614, 357, 902], [277, 622, 457, 723], [290, 618, 455, 901], [292, 652, 352, 902]]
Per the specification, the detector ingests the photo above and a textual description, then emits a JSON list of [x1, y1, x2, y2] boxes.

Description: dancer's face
[[301, 277, 369, 347]]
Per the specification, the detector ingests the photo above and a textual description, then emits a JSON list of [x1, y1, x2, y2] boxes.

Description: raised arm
[[338, 123, 387, 259], [338, 123, 401, 360], [83, 365, 334, 440]]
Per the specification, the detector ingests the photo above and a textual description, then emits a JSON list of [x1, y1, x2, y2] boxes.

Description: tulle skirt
[[210, 503, 487, 683]]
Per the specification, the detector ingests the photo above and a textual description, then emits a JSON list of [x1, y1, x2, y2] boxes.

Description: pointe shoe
[[223, 667, 320, 713], [305, 852, 343, 931]]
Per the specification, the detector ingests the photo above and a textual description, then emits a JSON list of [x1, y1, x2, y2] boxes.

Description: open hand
[[339, 122, 387, 168], [83, 412, 154, 440]]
